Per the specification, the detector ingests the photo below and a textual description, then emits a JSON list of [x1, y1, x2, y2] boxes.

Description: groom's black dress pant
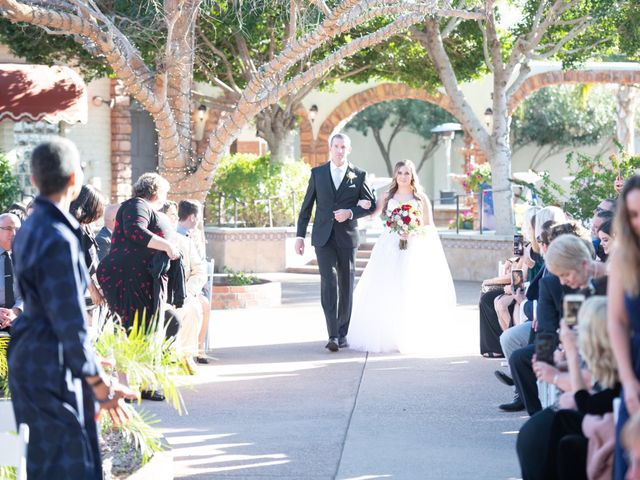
[[315, 231, 357, 339]]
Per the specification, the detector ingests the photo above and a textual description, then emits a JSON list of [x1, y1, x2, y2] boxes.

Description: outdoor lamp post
[[308, 104, 318, 123], [484, 107, 493, 130], [431, 123, 462, 192]]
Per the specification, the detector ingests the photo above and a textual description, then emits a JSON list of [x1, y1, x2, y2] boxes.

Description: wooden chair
[[0, 400, 29, 480]]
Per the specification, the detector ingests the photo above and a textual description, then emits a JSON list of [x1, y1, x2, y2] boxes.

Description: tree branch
[[197, 28, 241, 92], [418, 16, 490, 152]]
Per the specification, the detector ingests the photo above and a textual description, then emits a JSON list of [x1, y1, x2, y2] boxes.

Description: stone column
[[616, 85, 637, 156], [110, 78, 133, 202]]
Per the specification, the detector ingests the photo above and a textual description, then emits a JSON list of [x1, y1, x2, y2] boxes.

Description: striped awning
[[0, 64, 87, 124]]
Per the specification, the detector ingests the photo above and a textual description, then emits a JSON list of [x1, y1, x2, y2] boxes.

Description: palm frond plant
[[0, 335, 9, 398], [94, 312, 189, 414], [94, 311, 190, 476]]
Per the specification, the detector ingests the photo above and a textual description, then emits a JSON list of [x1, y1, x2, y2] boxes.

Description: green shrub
[[513, 151, 640, 222], [0, 152, 20, 212], [207, 153, 310, 227], [224, 267, 260, 286]]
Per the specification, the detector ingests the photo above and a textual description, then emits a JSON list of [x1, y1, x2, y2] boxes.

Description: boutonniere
[[346, 171, 357, 184]]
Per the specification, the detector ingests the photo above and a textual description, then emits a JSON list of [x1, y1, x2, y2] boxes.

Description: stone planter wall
[[205, 226, 311, 273], [440, 233, 512, 281], [212, 280, 282, 310]]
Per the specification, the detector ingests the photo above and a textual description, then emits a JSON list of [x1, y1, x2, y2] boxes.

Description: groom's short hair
[[329, 133, 351, 147]]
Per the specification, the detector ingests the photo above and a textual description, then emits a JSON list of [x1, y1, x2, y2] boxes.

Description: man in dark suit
[[95, 203, 118, 261], [0, 212, 23, 331], [295, 133, 376, 352]]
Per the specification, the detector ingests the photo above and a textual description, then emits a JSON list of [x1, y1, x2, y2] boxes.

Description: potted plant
[[449, 210, 475, 230]]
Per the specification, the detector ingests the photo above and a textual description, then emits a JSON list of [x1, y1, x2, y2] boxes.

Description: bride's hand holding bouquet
[[383, 203, 423, 250]]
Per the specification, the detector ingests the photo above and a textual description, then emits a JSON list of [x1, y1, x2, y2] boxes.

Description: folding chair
[[0, 400, 29, 480], [205, 258, 215, 351]]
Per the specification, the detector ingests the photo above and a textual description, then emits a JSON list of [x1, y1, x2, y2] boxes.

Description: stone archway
[[508, 69, 640, 114], [299, 83, 456, 166]]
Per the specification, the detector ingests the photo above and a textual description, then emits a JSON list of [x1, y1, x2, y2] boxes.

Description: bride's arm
[[420, 193, 434, 226], [359, 192, 388, 219]]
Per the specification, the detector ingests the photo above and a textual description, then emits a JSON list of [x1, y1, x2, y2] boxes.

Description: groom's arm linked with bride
[[294, 134, 376, 351]]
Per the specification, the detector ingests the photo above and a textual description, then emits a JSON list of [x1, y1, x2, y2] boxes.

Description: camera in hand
[[513, 234, 524, 256], [511, 268, 524, 293], [563, 294, 585, 328], [535, 332, 557, 365]]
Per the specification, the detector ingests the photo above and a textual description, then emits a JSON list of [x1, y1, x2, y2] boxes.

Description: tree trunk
[[483, 83, 514, 235], [617, 85, 637, 155], [256, 105, 297, 163], [371, 128, 393, 175]]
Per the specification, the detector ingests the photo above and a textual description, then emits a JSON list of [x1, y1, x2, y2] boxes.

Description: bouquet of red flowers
[[383, 203, 423, 250]]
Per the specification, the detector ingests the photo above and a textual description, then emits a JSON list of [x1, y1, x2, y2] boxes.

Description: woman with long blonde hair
[[347, 160, 456, 354]]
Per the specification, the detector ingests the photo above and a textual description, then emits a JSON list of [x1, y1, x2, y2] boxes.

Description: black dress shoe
[[499, 395, 524, 412], [338, 337, 349, 348], [494, 369, 514, 387], [325, 337, 339, 352], [195, 356, 210, 365], [141, 390, 165, 402]]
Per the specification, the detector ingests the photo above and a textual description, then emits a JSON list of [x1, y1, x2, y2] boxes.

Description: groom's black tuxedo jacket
[[296, 162, 376, 248]]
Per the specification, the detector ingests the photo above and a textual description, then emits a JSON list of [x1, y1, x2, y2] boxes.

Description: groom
[[295, 133, 376, 352]]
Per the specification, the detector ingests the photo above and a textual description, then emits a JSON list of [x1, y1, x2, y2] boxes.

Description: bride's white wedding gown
[[348, 198, 456, 354]]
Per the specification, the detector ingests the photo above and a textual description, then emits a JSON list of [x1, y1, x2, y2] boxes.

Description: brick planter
[[211, 279, 282, 310]]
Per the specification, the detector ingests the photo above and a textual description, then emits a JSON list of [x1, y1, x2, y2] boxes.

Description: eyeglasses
[[0, 226, 19, 233]]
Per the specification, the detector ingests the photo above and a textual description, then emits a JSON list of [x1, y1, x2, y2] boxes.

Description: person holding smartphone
[[508, 233, 607, 416]]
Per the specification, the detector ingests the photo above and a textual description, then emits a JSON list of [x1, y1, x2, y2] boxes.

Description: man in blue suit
[[8, 138, 135, 479]]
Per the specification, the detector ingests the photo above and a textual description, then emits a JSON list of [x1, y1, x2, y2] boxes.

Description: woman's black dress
[[97, 197, 168, 328]]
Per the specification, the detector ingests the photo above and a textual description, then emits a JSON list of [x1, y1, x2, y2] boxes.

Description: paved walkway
[[146, 274, 525, 479]]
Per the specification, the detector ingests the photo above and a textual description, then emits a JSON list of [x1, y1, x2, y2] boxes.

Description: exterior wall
[[66, 77, 112, 194]]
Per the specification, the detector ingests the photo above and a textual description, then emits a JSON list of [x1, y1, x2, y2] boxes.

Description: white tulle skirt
[[348, 225, 457, 354]]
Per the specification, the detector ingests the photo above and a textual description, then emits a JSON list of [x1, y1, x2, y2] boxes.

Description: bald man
[[0, 212, 22, 330], [95, 203, 119, 261]]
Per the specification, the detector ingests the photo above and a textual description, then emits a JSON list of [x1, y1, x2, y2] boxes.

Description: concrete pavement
[[145, 274, 525, 479]]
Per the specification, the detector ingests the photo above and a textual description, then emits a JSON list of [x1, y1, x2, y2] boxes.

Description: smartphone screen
[[563, 294, 585, 327], [535, 332, 557, 365], [513, 234, 524, 256], [511, 269, 524, 292]]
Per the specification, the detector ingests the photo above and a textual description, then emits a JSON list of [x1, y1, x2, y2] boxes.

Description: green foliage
[[102, 406, 165, 469], [515, 151, 640, 221], [511, 85, 616, 157], [207, 153, 310, 227], [0, 335, 8, 398], [223, 267, 260, 286], [94, 314, 188, 415], [0, 153, 20, 213]]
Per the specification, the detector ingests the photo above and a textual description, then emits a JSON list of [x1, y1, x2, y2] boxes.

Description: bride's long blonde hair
[[382, 160, 425, 214]]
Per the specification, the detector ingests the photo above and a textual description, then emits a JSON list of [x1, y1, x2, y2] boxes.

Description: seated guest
[[597, 218, 613, 263], [160, 201, 207, 373], [6, 202, 27, 221], [177, 199, 211, 364], [69, 185, 106, 307], [518, 296, 619, 480], [96, 203, 119, 261], [0, 213, 23, 331], [508, 232, 606, 416], [592, 202, 615, 262], [496, 209, 566, 412]]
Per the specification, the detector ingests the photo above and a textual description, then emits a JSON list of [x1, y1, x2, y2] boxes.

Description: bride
[[347, 160, 456, 354]]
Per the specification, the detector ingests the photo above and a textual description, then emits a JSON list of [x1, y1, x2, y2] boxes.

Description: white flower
[[346, 171, 357, 183]]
